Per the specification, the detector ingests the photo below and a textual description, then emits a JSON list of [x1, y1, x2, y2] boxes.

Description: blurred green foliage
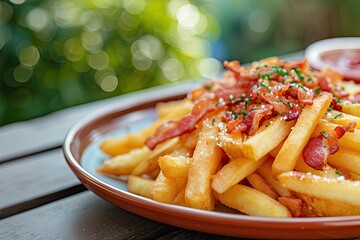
[[1, 0, 360, 126], [0, 0, 219, 126]]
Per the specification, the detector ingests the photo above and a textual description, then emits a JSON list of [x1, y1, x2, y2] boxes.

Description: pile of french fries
[[97, 57, 360, 218]]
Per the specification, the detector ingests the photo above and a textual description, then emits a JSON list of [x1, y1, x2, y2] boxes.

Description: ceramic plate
[[305, 37, 360, 82], [63, 83, 360, 239]]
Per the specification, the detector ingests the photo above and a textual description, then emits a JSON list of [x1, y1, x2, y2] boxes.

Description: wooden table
[[0, 81, 244, 240], [0, 52, 304, 240]]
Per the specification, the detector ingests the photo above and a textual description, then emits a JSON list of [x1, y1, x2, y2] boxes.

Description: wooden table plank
[[0, 191, 178, 240], [0, 82, 198, 163], [0, 148, 84, 218]]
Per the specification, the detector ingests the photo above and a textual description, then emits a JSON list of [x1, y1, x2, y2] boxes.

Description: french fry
[[294, 156, 340, 178], [212, 155, 268, 194], [97, 146, 151, 175], [131, 138, 178, 176], [156, 99, 193, 119], [327, 147, 360, 175], [241, 117, 295, 161], [127, 175, 154, 198], [272, 93, 332, 178], [151, 171, 186, 203], [312, 119, 360, 151], [340, 102, 360, 117], [279, 171, 360, 216], [185, 119, 223, 210], [100, 102, 192, 156], [247, 172, 279, 200], [219, 184, 291, 218], [325, 110, 360, 129], [217, 131, 244, 160], [158, 155, 190, 179], [256, 158, 292, 197], [172, 189, 187, 207]]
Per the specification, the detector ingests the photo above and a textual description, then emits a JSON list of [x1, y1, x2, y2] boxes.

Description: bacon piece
[[283, 59, 306, 71], [318, 75, 332, 92], [226, 116, 244, 133], [297, 88, 314, 105], [334, 122, 356, 138], [352, 92, 360, 103], [302, 122, 357, 169], [302, 135, 327, 170], [330, 98, 343, 111], [224, 61, 242, 80], [145, 99, 215, 150]]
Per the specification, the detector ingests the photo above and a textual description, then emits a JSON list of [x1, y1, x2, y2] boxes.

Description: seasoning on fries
[[97, 57, 360, 217]]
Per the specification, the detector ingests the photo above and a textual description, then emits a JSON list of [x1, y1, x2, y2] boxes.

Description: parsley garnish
[[327, 107, 333, 112], [204, 84, 212, 90], [335, 170, 343, 176], [272, 66, 288, 76], [240, 111, 248, 117], [292, 67, 304, 80], [332, 113, 342, 119], [244, 97, 253, 110], [259, 83, 271, 93], [320, 131, 328, 139], [315, 88, 321, 96]]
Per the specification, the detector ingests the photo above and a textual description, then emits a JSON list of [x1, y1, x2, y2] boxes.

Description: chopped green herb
[[212, 118, 216, 125], [259, 83, 271, 93], [286, 101, 293, 109], [320, 131, 328, 139], [335, 170, 343, 176], [292, 67, 304, 80], [336, 97, 343, 103], [204, 84, 212, 90], [327, 107, 333, 112], [315, 88, 321, 96], [332, 113, 342, 119], [240, 111, 248, 117], [278, 99, 286, 105], [244, 97, 253, 110], [272, 66, 289, 76], [231, 111, 239, 120], [307, 77, 313, 82], [297, 84, 308, 92]]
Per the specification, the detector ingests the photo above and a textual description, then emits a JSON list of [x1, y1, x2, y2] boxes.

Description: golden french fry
[[158, 155, 190, 179], [327, 147, 360, 175], [97, 146, 151, 175], [131, 138, 178, 176], [256, 158, 292, 197], [151, 171, 186, 203], [272, 93, 332, 178], [172, 189, 187, 207], [279, 171, 360, 216], [127, 175, 154, 198], [219, 184, 291, 218], [185, 119, 223, 210], [247, 172, 279, 200], [294, 156, 341, 178], [313, 119, 360, 151], [325, 110, 360, 129], [217, 131, 244, 160], [156, 99, 193, 119], [241, 117, 295, 161], [340, 102, 360, 117], [211, 156, 268, 194], [100, 103, 192, 156]]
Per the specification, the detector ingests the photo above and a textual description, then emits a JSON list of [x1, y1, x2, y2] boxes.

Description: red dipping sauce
[[320, 49, 360, 70], [305, 38, 360, 82]]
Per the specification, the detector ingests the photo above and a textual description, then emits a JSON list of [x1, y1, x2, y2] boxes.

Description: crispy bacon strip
[[302, 135, 327, 170], [303, 122, 357, 169], [145, 99, 215, 150]]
